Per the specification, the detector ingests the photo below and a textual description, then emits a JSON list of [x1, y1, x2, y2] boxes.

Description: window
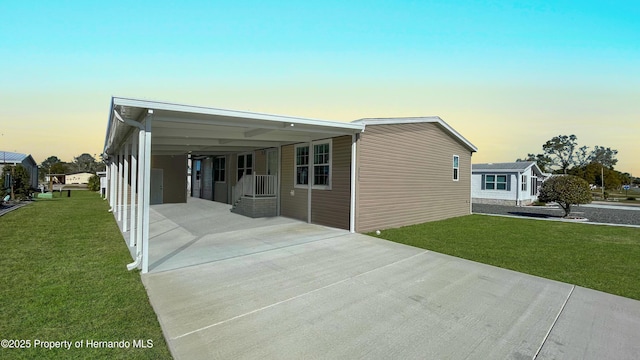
[[214, 157, 225, 182], [314, 143, 330, 186], [521, 174, 527, 191], [484, 174, 509, 190], [237, 153, 252, 181], [453, 155, 459, 181], [295, 140, 332, 189], [295, 145, 309, 185]]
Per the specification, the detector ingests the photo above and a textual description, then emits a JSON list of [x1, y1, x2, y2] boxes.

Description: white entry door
[[150, 168, 163, 205]]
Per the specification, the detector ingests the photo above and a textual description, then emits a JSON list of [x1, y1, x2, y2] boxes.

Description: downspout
[[349, 133, 357, 233], [113, 109, 146, 271], [516, 171, 520, 206]]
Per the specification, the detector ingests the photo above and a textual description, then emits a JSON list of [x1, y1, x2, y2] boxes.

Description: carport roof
[[104, 97, 364, 156]]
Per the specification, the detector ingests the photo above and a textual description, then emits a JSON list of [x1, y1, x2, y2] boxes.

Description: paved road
[[473, 202, 640, 226]]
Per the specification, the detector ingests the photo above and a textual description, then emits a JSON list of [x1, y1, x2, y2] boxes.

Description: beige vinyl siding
[[280, 144, 308, 222], [151, 155, 188, 204], [280, 137, 351, 229], [254, 150, 266, 175], [356, 123, 472, 232], [311, 136, 351, 230]]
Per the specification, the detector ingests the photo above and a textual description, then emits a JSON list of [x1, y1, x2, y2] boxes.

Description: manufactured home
[[104, 97, 477, 272], [472, 161, 547, 206]]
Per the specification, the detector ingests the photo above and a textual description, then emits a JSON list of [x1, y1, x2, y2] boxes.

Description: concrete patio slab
[[140, 198, 640, 359], [147, 198, 346, 273], [537, 286, 640, 359]]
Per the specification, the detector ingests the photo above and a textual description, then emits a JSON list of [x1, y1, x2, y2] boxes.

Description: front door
[[150, 168, 163, 205], [237, 153, 253, 181]]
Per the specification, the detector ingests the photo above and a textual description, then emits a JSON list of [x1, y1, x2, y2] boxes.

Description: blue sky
[[1, 1, 638, 175]]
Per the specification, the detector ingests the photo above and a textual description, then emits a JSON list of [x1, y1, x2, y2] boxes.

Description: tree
[[72, 153, 99, 173], [516, 153, 552, 173], [589, 146, 618, 169], [50, 162, 69, 175], [542, 135, 589, 174], [538, 175, 592, 217], [1, 164, 31, 200], [40, 156, 62, 181]]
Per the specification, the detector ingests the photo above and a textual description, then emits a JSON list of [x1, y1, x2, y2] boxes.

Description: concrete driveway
[[142, 200, 640, 359]]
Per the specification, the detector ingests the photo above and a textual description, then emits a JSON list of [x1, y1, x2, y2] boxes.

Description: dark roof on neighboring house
[[0, 151, 36, 165], [473, 161, 536, 171]]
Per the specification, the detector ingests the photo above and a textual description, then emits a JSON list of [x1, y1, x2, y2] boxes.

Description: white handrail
[[232, 174, 276, 205]]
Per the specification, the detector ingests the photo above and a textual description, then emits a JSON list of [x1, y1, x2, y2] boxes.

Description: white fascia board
[[112, 97, 364, 132], [353, 117, 478, 153]]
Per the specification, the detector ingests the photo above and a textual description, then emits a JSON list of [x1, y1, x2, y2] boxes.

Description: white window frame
[[294, 139, 332, 190], [521, 174, 527, 192], [453, 155, 460, 181], [484, 174, 509, 191]]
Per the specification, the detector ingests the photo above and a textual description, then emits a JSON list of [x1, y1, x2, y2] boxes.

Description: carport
[[103, 97, 363, 273]]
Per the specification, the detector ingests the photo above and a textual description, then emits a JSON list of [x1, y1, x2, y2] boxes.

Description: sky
[[1, 1, 638, 176]]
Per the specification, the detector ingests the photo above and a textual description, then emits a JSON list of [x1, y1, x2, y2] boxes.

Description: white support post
[[277, 146, 281, 216], [123, 140, 129, 232], [141, 111, 153, 274], [135, 127, 145, 254], [109, 161, 116, 210], [350, 134, 357, 233], [307, 141, 313, 224], [129, 132, 138, 248], [117, 151, 123, 222]]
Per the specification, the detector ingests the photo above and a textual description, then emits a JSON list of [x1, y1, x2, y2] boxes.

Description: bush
[[87, 175, 100, 192], [538, 175, 592, 217], [628, 197, 637, 201]]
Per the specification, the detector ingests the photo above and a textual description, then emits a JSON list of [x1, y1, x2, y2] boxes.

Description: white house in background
[[472, 161, 547, 206], [65, 172, 94, 184]]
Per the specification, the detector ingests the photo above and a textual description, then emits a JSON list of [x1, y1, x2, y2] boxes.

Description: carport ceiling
[[106, 97, 363, 156]]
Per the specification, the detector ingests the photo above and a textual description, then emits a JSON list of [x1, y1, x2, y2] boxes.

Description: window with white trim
[[295, 139, 332, 189], [484, 174, 508, 190], [521, 174, 527, 191], [314, 143, 330, 186], [453, 155, 459, 181], [295, 145, 309, 185]]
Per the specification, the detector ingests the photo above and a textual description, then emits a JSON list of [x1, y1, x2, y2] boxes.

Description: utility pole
[[10, 165, 15, 200], [601, 164, 605, 199]]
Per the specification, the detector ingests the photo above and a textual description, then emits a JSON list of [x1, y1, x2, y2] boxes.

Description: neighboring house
[[472, 161, 547, 206], [97, 171, 107, 197], [103, 97, 477, 273], [0, 151, 38, 189], [65, 172, 94, 184]]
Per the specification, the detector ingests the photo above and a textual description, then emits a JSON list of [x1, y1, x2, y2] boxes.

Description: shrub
[[628, 197, 637, 201], [87, 175, 100, 192], [538, 175, 592, 217]]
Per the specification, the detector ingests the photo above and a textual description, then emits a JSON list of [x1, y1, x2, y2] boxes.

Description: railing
[[254, 175, 276, 197], [232, 175, 247, 206], [232, 174, 276, 205]]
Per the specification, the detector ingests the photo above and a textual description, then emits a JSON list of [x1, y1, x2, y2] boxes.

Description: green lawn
[[0, 192, 171, 359], [372, 214, 640, 301]]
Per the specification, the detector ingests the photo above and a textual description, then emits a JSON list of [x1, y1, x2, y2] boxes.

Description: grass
[[372, 214, 640, 301], [592, 187, 640, 202], [0, 191, 171, 359]]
